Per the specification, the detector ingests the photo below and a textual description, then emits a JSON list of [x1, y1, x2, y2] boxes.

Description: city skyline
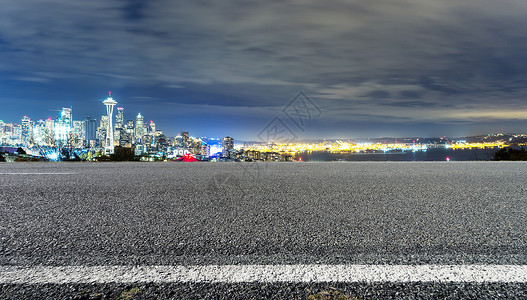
[[4, 96, 527, 143], [2, 1, 527, 140], [0, 93, 213, 143], [0, 91, 237, 161]]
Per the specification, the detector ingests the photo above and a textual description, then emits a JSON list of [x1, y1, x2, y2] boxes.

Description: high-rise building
[[97, 115, 108, 146], [181, 131, 190, 148], [149, 121, 155, 133], [1, 123, 15, 145], [55, 108, 72, 147], [121, 119, 134, 146], [13, 124, 21, 144], [4, 123, 14, 136], [135, 113, 144, 142], [174, 135, 184, 148], [201, 143, 210, 156], [142, 134, 152, 147], [102, 92, 117, 153], [222, 136, 234, 158], [7, 123, 21, 145], [0, 120, 4, 141], [33, 120, 47, 146], [61, 108, 72, 124], [155, 134, 168, 152], [84, 116, 97, 145], [115, 107, 124, 129], [114, 127, 121, 144], [73, 120, 84, 148], [45, 118, 54, 146], [21, 116, 33, 145], [125, 120, 134, 136], [114, 108, 124, 144]]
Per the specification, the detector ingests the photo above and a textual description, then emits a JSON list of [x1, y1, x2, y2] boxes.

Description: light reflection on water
[[293, 148, 498, 162]]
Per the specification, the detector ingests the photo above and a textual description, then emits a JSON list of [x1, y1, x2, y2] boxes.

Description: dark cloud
[[1, 0, 527, 139], [364, 90, 391, 99], [122, 0, 147, 21], [399, 90, 420, 99], [381, 101, 435, 108]]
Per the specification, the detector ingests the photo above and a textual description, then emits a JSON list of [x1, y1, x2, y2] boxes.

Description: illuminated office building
[[1, 123, 14, 144], [21, 116, 33, 145], [0, 120, 4, 142], [83, 116, 97, 145], [73, 120, 84, 148], [174, 135, 183, 148], [54, 108, 72, 147], [201, 143, 210, 156], [115, 107, 124, 129], [181, 131, 190, 148], [33, 119, 47, 146], [126, 120, 134, 137], [97, 115, 108, 147], [61, 108, 72, 124], [135, 113, 144, 142], [222, 136, 234, 158], [12, 124, 21, 144], [45, 118, 55, 146]]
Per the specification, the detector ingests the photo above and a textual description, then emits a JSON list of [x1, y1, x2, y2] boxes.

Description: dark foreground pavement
[[3, 282, 527, 299], [1, 162, 527, 299]]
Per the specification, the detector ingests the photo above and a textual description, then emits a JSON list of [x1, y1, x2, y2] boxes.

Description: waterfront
[[293, 148, 498, 162]]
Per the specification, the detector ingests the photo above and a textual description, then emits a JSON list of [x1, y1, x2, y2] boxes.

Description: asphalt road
[[1, 161, 527, 299]]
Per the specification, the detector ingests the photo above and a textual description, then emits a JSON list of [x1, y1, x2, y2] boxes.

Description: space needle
[[103, 91, 117, 154]]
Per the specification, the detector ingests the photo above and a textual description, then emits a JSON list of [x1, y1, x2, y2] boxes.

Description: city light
[[209, 145, 222, 155], [0, 95, 521, 162], [47, 152, 59, 161]]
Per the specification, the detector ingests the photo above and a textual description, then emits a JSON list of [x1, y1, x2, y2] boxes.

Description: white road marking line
[[2, 265, 527, 284], [0, 173, 76, 175]]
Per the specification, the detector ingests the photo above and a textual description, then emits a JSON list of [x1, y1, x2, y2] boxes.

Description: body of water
[[293, 148, 498, 162]]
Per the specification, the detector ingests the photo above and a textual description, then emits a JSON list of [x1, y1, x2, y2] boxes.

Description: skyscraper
[[61, 108, 72, 124], [45, 118, 54, 146], [201, 143, 210, 156], [125, 119, 135, 142], [84, 116, 97, 145], [181, 131, 190, 148], [33, 120, 49, 146], [12, 124, 21, 144], [175, 135, 184, 148], [4, 123, 14, 136], [0, 120, 4, 142], [97, 115, 108, 147], [73, 120, 84, 148], [222, 136, 234, 158], [55, 108, 72, 148], [102, 92, 117, 153], [115, 107, 124, 129], [135, 113, 144, 142], [1, 123, 16, 145], [21, 116, 33, 145], [149, 120, 155, 134]]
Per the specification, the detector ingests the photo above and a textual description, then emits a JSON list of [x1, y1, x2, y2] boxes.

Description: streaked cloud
[[1, 0, 526, 138]]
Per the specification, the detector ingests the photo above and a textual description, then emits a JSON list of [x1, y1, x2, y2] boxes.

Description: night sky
[[1, 0, 527, 140]]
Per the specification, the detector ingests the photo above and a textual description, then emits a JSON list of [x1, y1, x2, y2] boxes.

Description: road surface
[[1, 162, 527, 298]]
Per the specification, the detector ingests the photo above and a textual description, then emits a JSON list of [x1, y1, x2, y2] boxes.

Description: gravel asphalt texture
[[1, 161, 527, 299]]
